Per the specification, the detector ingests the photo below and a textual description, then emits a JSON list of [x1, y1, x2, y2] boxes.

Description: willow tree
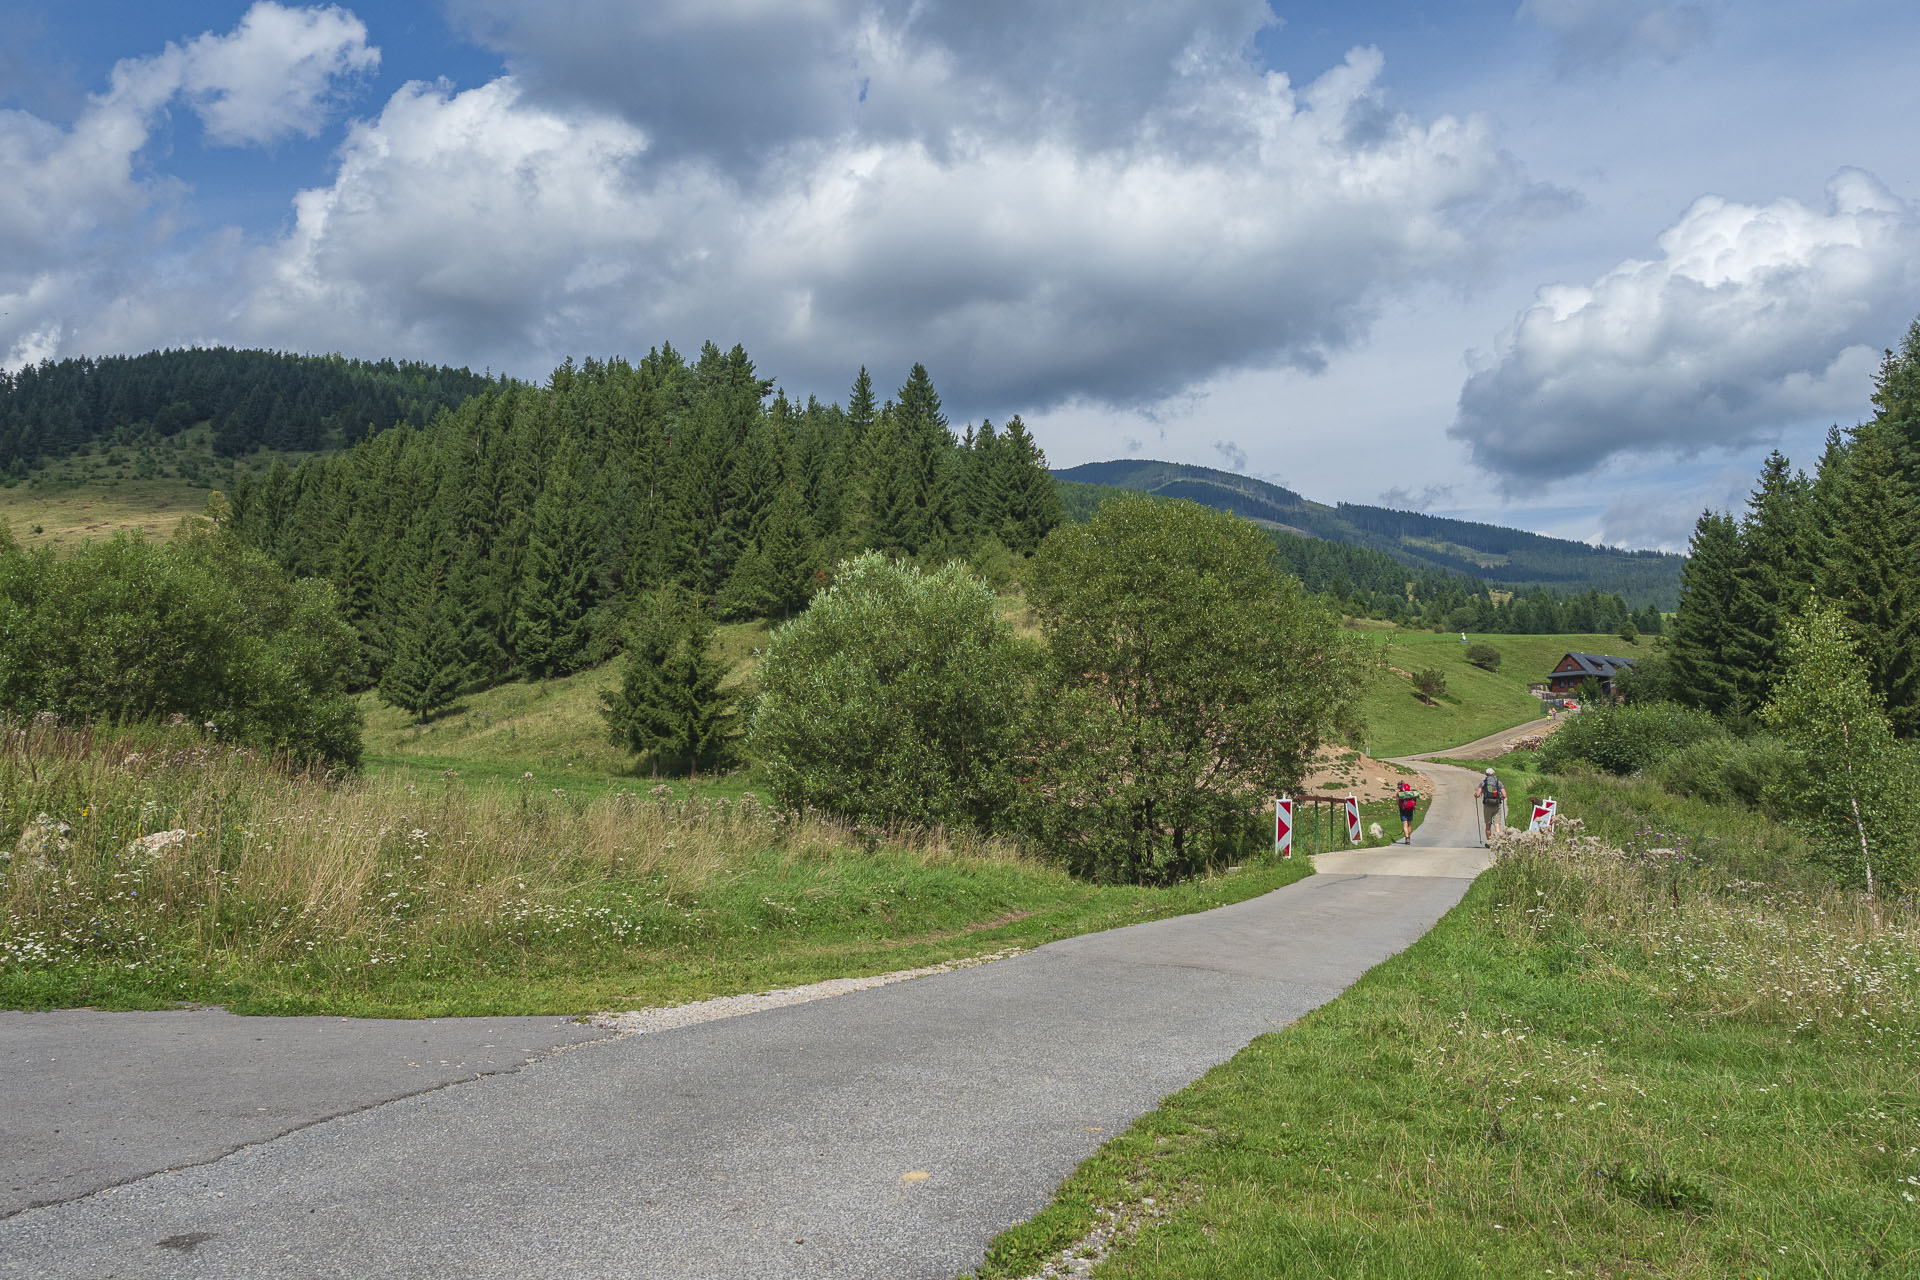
[[1024, 494, 1369, 883]]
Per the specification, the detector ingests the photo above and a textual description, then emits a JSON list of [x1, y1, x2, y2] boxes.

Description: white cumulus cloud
[[168, 1, 380, 146], [1451, 168, 1920, 485], [4, 1, 1554, 426], [213, 40, 1536, 408], [0, 4, 376, 367]]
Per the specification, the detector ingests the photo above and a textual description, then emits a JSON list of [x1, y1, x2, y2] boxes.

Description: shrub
[[1650, 732, 1794, 817], [1413, 668, 1447, 703], [0, 525, 361, 766], [748, 553, 1033, 831], [1465, 643, 1502, 672], [1539, 700, 1721, 777]]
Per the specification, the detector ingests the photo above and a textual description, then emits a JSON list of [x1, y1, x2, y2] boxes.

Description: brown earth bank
[[1299, 745, 1430, 802]]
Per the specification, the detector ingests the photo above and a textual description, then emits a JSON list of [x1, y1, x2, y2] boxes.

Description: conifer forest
[[225, 342, 1062, 715], [1664, 319, 1920, 733]]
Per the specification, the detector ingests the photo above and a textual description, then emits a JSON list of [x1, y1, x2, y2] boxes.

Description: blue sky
[[3, 1, 1917, 550]]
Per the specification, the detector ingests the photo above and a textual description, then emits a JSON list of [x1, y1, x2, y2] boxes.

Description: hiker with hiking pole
[[1474, 767, 1506, 846]]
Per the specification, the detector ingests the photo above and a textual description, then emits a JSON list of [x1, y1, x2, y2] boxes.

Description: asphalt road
[[1, 769, 1491, 1279]]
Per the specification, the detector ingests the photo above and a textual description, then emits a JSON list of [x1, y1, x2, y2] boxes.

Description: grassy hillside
[[0, 424, 322, 549], [0, 477, 212, 548], [362, 618, 774, 798], [1355, 630, 1638, 758]]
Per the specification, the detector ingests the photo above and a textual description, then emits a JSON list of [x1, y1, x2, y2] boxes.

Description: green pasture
[[1356, 630, 1640, 757]]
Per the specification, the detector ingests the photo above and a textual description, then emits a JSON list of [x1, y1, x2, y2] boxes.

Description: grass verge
[[970, 803, 1913, 1279], [0, 720, 1313, 1018]]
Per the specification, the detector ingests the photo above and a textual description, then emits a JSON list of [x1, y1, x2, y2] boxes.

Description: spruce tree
[[379, 548, 461, 722], [893, 364, 952, 555], [862, 408, 918, 554], [658, 609, 736, 771], [1871, 319, 1920, 485], [1819, 422, 1920, 734], [1731, 450, 1811, 705], [997, 415, 1062, 554], [512, 435, 601, 677], [1667, 510, 1744, 714], [601, 594, 680, 768], [602, 596, 735, 773], [964, 418, 1010, 546]]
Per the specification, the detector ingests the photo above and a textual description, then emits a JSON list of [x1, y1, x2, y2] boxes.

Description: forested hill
[[1055, 459, 1683, 608], [231, 344, 1060, 708], [0, 347, 495, 475]]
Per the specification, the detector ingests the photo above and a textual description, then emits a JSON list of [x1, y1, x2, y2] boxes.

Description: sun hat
[[1485, 767, 1495, 775]]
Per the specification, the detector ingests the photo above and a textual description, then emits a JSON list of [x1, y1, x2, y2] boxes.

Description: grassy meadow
[[360, 617, 773, 799], [974, 793, 1917, 1280], [0, 477, 213, 548], [0, 427, 325, 549], [1355, 629, 1642, 758], [0, 719, 1351, 1018]]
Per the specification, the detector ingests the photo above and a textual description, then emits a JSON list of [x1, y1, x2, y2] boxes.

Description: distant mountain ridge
[[1053, 459, 1683, 608]]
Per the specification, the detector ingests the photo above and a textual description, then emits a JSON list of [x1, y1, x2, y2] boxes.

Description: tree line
[[0, 347, 495, 475], [1659, 319, 1920, 734], [1553, 316, 1920, 895], [226, 342, 1061, 718]]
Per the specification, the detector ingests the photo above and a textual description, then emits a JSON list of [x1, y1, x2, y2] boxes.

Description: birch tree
[[1761, 601, 1918, 897]]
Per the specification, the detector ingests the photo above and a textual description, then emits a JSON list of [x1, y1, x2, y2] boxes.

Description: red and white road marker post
[[1345, 795, 1362, 845], [1275, 795, 1294, 859], [1528, 797, 1557, 833]]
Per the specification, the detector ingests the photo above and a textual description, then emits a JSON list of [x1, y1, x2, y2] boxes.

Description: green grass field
[[0, 430, 324, 550], [972, 785, 1914, 1280], [1355, 630, 1643, 758]]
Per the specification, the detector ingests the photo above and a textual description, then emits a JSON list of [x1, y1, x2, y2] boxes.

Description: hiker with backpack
[[1395, 780, 1420, 844], [1474, 768, 1505, 846]]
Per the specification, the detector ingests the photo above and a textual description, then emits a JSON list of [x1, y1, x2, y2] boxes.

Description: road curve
[[2, 785, 1497, 1278]]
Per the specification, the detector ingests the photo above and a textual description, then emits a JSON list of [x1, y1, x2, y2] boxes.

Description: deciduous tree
[[1024, 495, 1367, 882]]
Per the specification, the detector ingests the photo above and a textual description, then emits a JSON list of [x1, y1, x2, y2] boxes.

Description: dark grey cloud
[[445, 0, 1281, 175], [1377, 483, 1456, 511]]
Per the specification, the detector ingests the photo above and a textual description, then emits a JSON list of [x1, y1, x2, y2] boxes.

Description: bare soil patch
[[1301, 746, 1430, 802]]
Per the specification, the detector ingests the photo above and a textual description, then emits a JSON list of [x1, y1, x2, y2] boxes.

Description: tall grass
[[0, 718, 1041, 1013], [2, 718, 1313, 1016]]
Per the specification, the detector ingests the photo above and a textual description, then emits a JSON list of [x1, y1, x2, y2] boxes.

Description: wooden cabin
[[1546, 652, 1636, 697]]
